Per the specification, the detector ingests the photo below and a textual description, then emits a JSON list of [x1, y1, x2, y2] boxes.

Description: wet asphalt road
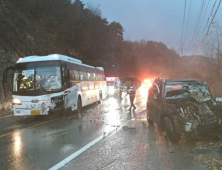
[[0, 89, 208, 170]]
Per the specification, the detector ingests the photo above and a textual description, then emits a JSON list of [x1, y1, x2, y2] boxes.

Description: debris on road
[[193, 154, 222, 170], [179, 133, 222, 148], [122, 125, 136, 130], [99, 159, 117, 169], [179, 133, 222, 169], [87, 109, 93, 113]]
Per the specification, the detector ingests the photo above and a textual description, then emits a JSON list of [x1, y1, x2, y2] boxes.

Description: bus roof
[[17, 54, 104, 70]]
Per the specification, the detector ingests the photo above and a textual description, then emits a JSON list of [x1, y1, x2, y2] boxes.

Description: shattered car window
[[165, 82, 211, 102], [165, 84, 183, 94]]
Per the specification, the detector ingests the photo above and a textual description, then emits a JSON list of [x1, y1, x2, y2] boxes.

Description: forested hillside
[[1, 0, 221, 98], [0, 0, 179, 77], [0, 0, 123, 70]]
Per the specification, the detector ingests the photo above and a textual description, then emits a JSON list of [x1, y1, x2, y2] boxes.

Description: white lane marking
[[49, 134, 107, 170], [0, 115, 13, 119], [49, 106, 145, 170]]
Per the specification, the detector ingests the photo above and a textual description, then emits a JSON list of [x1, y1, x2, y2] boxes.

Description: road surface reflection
[[13, 132, 22, 156]]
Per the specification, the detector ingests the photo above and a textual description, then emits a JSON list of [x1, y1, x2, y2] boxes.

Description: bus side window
[[79, 71, 86, 81], [92, 70, 96, 81], [86, 68, 93, 81], [79, 71, 83, 80], [74, 70, 79, 80], [62, 67, 70, 89], [69, 70, 79, 87], [87, 72, 90, 80], [89, 71, 95, 81], [83, 71, 87, 81], [98, 74, 101, 81], [92, 73, 96, 81], [95, 73, 98, 80], [69, 70, 74, 81], [91, 72, 94, 81]]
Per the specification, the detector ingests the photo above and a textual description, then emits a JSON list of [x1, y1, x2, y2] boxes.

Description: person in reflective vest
[[128, 80, 137, 110]]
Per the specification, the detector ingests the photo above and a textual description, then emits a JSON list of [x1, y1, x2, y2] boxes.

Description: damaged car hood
[[164, 82, 222, 133], [166, 83, 212, 103]]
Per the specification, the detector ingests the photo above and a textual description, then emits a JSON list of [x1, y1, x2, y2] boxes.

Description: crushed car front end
[[164, 81, 222, 135]]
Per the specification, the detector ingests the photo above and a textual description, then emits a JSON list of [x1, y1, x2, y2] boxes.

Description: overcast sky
[[82, 0, 222, 54]]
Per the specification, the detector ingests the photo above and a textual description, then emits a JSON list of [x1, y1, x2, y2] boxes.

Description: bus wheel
[[77, 97, 82, 113]]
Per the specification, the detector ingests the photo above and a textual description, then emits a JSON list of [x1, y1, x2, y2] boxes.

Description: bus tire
[[99, 91, 103, 103], [77, 96, 82, 113]]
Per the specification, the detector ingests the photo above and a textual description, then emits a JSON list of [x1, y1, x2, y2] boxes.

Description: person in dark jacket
[[128, 80, 137, 110]]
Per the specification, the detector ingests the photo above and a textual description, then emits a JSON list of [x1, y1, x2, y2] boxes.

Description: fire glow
[[141, 79, 153, 89]]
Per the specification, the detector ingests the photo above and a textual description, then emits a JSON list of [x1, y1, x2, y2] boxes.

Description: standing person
[[119, 80, 123, 100], [128, 80, 137, 110]]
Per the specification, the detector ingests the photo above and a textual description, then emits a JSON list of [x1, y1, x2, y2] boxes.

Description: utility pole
[[179, 48, 183, 78], [178, 47, 186, 78]]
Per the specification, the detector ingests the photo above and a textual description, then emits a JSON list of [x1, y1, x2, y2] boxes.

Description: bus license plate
[[31, 110, 41, 115]]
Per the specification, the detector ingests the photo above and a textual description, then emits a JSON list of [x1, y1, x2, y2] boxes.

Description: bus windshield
[[13, 62, 62, 94]]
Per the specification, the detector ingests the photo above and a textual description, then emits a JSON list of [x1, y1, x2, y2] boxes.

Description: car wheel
[[163, 116, 181, 143], [148, 119, 154, 124], [146, 109, 154, 124], [77, 97, 82, 113], [146, 111, 153, 124]]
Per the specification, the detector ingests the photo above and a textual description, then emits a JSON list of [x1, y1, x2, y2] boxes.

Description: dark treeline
[[1, 0, 222, 99], [0, 0, 180, 80]]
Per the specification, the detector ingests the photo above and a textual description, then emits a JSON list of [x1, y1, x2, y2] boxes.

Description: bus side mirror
[[3, 66, 14, 83], [64, 68, 69, 79]]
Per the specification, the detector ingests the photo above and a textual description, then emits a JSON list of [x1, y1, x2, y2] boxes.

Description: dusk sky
[[82, 0, 222, 55]]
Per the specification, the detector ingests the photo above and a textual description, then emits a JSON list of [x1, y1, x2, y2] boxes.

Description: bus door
[[79, 66, 88, 106], [63, 65, 78, 111], [86, 67, 94, 104]]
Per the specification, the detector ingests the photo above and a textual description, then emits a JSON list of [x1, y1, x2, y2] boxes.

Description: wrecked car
[[147, 78, 222, 143]]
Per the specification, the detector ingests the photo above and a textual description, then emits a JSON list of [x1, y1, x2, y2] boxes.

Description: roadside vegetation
[[0, 101, 12, 116], [0, 1, 222, 105], [179, 133, 222, 170]]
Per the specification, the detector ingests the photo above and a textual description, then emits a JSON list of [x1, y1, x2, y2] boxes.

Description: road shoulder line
[[49, 135, 105, 170], [0, 118, 58, 138], [49, 107, 145, 170], [0, 114, 13, 119]]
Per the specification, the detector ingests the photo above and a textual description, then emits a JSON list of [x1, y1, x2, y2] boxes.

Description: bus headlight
[[12, 98, 22, 105]]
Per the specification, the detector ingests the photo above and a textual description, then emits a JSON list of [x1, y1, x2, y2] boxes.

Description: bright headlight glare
[[109, 88, 115, 95], [12, 98, 21, 105]]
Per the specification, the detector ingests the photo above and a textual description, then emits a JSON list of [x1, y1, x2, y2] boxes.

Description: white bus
[[3, 54, 107, 116]]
